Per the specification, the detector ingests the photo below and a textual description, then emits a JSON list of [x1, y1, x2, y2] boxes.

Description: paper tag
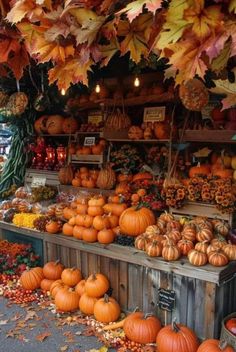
[[31, 176, 46, 188], [84, 137, 96, 146], [88, 110, 103, 125], [144, 106, 165, 122], [158, 288, 176, 311]]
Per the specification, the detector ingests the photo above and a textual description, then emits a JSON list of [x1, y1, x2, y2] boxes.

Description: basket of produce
[[220, 312, 236, 349]]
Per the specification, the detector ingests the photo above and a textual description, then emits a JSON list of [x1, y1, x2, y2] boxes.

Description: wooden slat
[[80, 251, 89, 278], [193, 279, 206, 340], [186, 277, 195, 331], [118, 261, 128, 311], [109, 259, 119, 301], [204, 282, 216, 338], [147, 268, 159, 316]]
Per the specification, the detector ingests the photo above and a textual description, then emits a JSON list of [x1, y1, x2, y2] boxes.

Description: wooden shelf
[[70, 154, 103, 164], [108, 138, 170, 143], [59, 185, 113, 195], [181, 130, 236, 143]]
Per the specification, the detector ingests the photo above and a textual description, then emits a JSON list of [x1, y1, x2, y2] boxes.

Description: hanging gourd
[[179, 79, 209, 111]]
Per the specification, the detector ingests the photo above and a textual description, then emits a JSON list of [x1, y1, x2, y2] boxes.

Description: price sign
[[143, 106, 165, 122], [31, 176, 46, 188], [88, 110, 103, 125], [158, 288, 176, 311], [84, 137, 96, 146]]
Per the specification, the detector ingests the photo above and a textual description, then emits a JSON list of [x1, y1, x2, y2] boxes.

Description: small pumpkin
[[46, 220, 62, 234], [213, 220, 230, 237], [103, 203, 127, 216], [128, 125, 144, 140], [93, 294, 121, 323], [208, 249, 229, 266], [73, 225, 85, 239], [196, 339, 234, 352], [88, 196, 106, 207], [87, 206, 104, 217], [153, 122, 170, 139], [156, 319, 199, 352], [146, 240, 163, 257], [75, 279, 86, 296], [43, 260, 64, 280], [177, 239, 194, 256], [82, 227, 98, 242], [20, 267, 44, 290], [135, 234, 148, 251], [79, 293, 98, 315], [196, 226, 213, 242], [50, 280, 68, 298], [62, 223, 74, 236], [61, 267, 82, 287], [93, 215, 110, 231], [55, 287, 80, 312], [195, 241, 209, 254], [85, 273, 109, 298], [123, 311, 161, 344], [189, 162, 211, 178], [159, 211, 174, 223], [40, 278, 55, 291], [162, 239, 181, 261], [119, 207, 155, 237], [222, 242, 236, 260], [62, 116, 79, 134], [97, 229, 115, 244], [188, 249, 208, 266]]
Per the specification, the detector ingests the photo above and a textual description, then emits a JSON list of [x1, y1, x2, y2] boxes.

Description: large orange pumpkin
[[119, 207, 155, 237], [189, 163, 211, 178], [62, 117, 79, 134], [20, 267, 44, 290], [93, 294, 121, 323], [46, 115, 64, 134], [197, 339, 234, 352], [34, 115, 48, 134]]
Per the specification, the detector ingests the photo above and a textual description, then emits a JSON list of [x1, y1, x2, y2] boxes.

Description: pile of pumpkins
[[135, 211, 236, 267], [19, 261, 120, 323], [19, 262, 234, 352], [34, 115, 79, 135], [68, 139, 106, 157]]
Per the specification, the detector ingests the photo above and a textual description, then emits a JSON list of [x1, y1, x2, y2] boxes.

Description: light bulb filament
[[134, 77, 140, 87], [61, 88, 66, 96], [95, 84, 101, 94]]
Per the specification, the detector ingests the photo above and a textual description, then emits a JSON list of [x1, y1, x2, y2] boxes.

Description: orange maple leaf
[[6, 0, 44, 23], [0, 38, 21, 63], [48, 58, 93, 90], [7, 44, 29, 79], [184, 0, 224, 40]]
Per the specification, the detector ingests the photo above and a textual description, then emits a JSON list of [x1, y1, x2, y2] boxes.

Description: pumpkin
[[105, 109, 131, 130], [212, 168, 233, 179], [117, 173, 133, 183], [143, 127, 153, 140], [34, 115, 48, 134], [83, 215, 94, 228], [189, 163, 211, 178], [50, 280, 68, 298], [188, 249, 208, 266], [182, 226, 197, 242], [93, 294, 121, 323], [132, 172, 153, 182], [79, 293, 98, 315], [208, 249, 229, 266], [159, 211, 174, 223], [87, 206, 104, 217], [124, 312, 161, 344], [43, 261, 64, 280], [72, 178, 81, 187], [167, 230, 182, 243], [222, 242, 236, 260], [75, 279, 86, 296], [146, 240, 163, 257], [82, 227, 98, 242], [93, 215, 110, 230], [91, 144, 103, 155], [197, 339, 234, 352], [135, 234, 148, 251], [96, 165, 116, 190], [154, 122, 170, 139], [62, 223, 74, 236], [46, 115, 64, 134], [166, 220, 182, 233], [46, 220, 62, 234], [62, 117, 79, 134], [20, 267, 44, 290], [61, 267, 82, 287], [212, 220, 230, 237], [40, 278, 55, 291], [128, 126, 144, 140], [162, 239, 181, 261], [177, 239, 194, 256], [97, 229, 115, 244], [115, 182, 130, 195], [195, 241, 209, 254], [63, 207, 77, 220], [107, 214, 119, 228], [85, 273, 109, 298], [58, 165, 74, 185], [196, 226, 213, 242], [88, 196, 106, 207], [179, 78, 209, 111], [73, 225, 85, 239], [211, 238, 227, 249], [76, 203, 88, 215], [119, 207, 155, 237], [156, 320, 199, 352], [103, 203, 127, 216], [55, 287, 80, 312], [146, 225, 162, 236]]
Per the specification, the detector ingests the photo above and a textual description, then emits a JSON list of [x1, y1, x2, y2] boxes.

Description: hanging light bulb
[[95, 83, 101, 94], [134, 76, 140, 87], [61, 88, 66, 96]]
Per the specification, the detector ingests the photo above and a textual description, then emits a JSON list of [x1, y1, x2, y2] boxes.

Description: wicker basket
[[220, 312, 236, 349]]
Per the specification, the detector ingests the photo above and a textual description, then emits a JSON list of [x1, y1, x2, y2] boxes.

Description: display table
[[1, 221, 236, 341]]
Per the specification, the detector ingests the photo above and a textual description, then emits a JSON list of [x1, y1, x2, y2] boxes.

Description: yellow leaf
[[210, 40, 231, 73], [65, 8, 98, 25], [99, 38, 120, 66], [229, 0, 236, 13], [71, 15, 105, 46], [6, 0, 35, 23], [17, 21, 45, 53]]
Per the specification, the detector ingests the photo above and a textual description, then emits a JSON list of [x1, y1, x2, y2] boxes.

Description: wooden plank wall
[[44, 241, 236, 340]]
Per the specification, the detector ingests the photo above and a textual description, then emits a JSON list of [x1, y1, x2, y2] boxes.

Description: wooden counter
[[1, 221, 236, 340]]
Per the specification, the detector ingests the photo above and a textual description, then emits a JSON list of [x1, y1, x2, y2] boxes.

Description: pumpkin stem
[[55, 259, 61, 265], [144, 313, 154, 319], [219, 340, 228, 350], [133, 306, 139, 313], [92, 273, 97, 280], [171, 318, 180, 333], [71, 267, 76, 271], [104, 294, 110, 303]]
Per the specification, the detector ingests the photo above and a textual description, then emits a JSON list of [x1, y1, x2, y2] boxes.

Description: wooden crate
[[170, 201, 232, 226], [70, 154, 103, 164]]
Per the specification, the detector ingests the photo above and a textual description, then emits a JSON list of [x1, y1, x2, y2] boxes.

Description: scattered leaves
[[117, 0, 162, 22], [0, 319, 8, 325], [35, 331, 52, 342], [60, 346, 69, 351]]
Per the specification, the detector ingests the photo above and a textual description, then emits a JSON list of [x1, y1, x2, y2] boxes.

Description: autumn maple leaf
[[184, 0, 224, 40], [7, 44, 29, 79], [0, 38, 21, 63], [48, 57, 93, 90], [70, 15, 105, 46], [99, 38, 120, 66], [6, 0, 44, 23], [118, 13, 153, 63], [117, 0, 163, 22]]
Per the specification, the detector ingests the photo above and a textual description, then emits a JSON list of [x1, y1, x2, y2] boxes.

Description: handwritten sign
[[144, 106, 165, 122], [31, 176, 46, 188], [88, 110, 103, 125], [84, 137, 96, 146], [158, 288, 176, 311]]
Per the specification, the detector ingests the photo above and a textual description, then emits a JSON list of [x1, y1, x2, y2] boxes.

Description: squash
[[189, 162, 211, 178], [128, 126, 144, 140], [154, 122, 170, 139], [62, 117, 79, 134], [96, 165, 116, 190], [105, 109, 131, 131], [46, 115, 64, 134], [58, 165, 74, 185], [179, 78, 209, 111]]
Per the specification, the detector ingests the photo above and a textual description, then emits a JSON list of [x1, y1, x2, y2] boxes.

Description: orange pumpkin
[[82, 227, 98, 242], [46, 220, 61, 234], [85, 273, 109, 298], [119, 207, 155, 237], [93, 295, 121, 323], [62, 223, 74, 236], [87, 206, 104, 217], [20, 267, 44, 290], [115, 182, 130, 195], [97, 229, 115, 244], [63, 207, 77, 220], [91, 144, 103, 155], [73, 225, 85, 239], [62, 117, 79, 134], [46, 115, 64, 134], [55, 287, 80, 312], [75, 279, 86, 296], [58, 165, 74, 185], [153, 122, 170, 139], [79, 293, 98, 315], [43, 261, 64, 280], [72, 178, 81, 187], [61, 267, 82, 287], [189, 163, 211, 178], [40, 278, 55, 291]]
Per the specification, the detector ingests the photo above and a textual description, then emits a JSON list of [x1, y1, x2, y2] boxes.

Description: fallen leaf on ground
[[82, 327, 96, 336], [17, 334, 29, 342], [11, 313, 22, 321], [35, 331, 52, 342], [0, 319, 8, 325], [25, 310, 38, 321], [60, 346, 68, 351], [75, 330, 82, 335]]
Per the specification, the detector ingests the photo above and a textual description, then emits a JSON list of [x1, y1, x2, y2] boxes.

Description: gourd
[[62, 117, 79, 134], [96, 165, 116, 190], [119, 207, 155, 237], [208, 249, 229, 266], [93, 294, 121, 323], [46, 115, 64, 134], [177, 239, 194, 256], [146, 240, 163, 257], [123, 311, 161, 344], [162, 238, 181, 261], [128, 126, 144, 140], [222, 242, 236, 260], [188, 249, 208, 266], [58, 165, 74, 185], [179, 78, 209, 111]]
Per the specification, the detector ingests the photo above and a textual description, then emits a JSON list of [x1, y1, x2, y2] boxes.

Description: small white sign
[[144, 106, 165, 122], [31, 176, 46, 188], [84, 137, 96, 146]]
